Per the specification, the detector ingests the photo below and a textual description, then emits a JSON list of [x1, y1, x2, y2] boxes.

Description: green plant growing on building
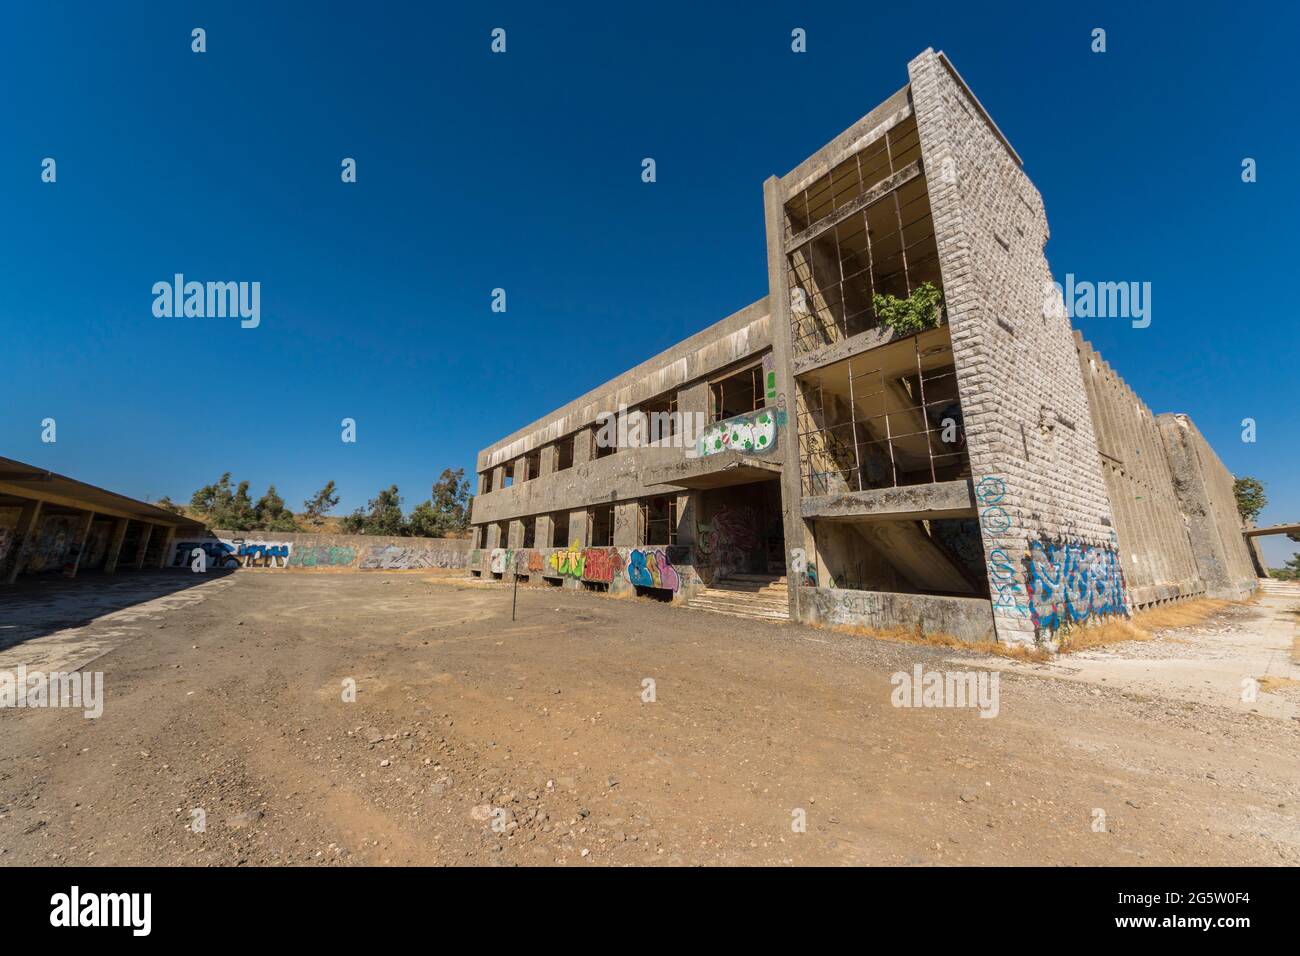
[[872, 281, 944, 337]]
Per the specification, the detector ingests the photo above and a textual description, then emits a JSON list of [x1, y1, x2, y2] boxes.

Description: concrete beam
[[802, 479, 976, 522], [63, 510, 96, 578], [1244, 523, 1300, 537], [102, 518, 130, 574], [132, 523, 155, 569]]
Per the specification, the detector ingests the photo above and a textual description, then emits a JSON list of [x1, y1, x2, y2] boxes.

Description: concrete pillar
[[131, 524, 155, 570], [3, 498, 44, 584], [535, 515, 553, 550], [613, 502, 637, 547], [563, 507, 589, 589], [572, 427, 593, 466], [491, 465, 505, 493], [763, 175, 814, 616], [63, 510, 96, 578], [102, 518, 130, 574], [507, 519, 523, 550], [155, 527, 177, 569]]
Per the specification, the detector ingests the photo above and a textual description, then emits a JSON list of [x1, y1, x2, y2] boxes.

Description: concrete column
[[613, 502, 637, 547], [572, 428, 593, 466], [102, 518, 130, 574], [563, 507, 588, 589], [491, 465, 505, 493], [132, 524, 155, 570], [539, 444, 556, 479], [535, 515, 553, 550], [3, 498, 44, 584], [155, 527, 177, 569], [63, 510, 96, 578], [507, 519, 523, 550], [763, 175, 814, 617]]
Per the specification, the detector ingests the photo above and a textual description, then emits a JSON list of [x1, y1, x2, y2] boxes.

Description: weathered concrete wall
[[908, 49, 1121, 644], [1156, 416, 1257, 600], [799, 586, 995, 644], [1076, 336, 1206, 607], [172, 531, 473, 571]]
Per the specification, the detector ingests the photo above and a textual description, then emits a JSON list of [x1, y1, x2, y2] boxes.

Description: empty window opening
[[481, 471, 494, 494], [555, 434, 575, 472], [588, 504, 614, 547], [637, 395, 679, 442], [639, 496, 678, 546], [523, 448, 541, 482], [521, 516, 536, 549], [496, 521, 511, 549], [592, 426, 617, 459], [711, 363, 764, 422], [797, 331, 969, 495], [551, 511, 570, 548], [784, 116, 941, 354], [502, 461, 514, 488]]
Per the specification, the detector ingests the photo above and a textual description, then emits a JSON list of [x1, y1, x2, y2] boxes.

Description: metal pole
[[512, 566, 518, 621]]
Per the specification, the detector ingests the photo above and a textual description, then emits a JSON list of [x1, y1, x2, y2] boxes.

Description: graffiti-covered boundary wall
[[468, 541, 701, 600], [171, 531, 472, 572]]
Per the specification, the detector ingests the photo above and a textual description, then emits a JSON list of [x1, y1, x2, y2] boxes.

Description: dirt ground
[[1, 571, 1297, 866]]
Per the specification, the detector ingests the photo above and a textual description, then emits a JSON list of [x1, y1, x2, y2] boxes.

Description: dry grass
[[1132, 598, 1231, 632], [1055, 617, 1151, 653], [1258, 675, 1300, 695], [815, 622, 1053, 662]]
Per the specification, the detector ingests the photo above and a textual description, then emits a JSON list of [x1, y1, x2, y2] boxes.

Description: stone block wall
[[908, 49, 1120, 644]]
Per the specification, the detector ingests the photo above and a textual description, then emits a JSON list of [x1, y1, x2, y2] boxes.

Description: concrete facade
[[469, 50, 1257, 645]]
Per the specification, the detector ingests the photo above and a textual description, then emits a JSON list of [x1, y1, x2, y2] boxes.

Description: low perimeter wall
[[172, 531, 472, 571], [799, 587, 996, 644]]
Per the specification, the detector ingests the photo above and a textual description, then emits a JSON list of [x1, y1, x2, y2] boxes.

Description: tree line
[[157, 469, 473, 538]]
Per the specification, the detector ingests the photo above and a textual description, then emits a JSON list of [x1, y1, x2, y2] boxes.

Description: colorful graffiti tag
[[236, 541, 292, 568], [627, 548, 680, 591], [583, 548, 625, 584], [1025, 538, 1126, 633], [490, 548, 507, 574], [173, 539, 241, 569], [547, 540, 586, 578], [975, 476, 1031, 619], [698, 408, 778, 458], [287, 545, 357, 568]]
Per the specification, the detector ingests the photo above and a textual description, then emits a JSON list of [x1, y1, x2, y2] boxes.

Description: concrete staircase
[[1258, 578, 1300, 598], [683, 573, 790, 622]]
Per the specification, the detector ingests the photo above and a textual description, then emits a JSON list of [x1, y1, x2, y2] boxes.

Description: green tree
[[429, 468, 473, 535], [406, 500, 441, 538], [255, 485, 298, 532], [346, 485, 406, 536], [154, 496, 182, 514], [302, 480, 340, 524], [190, 473, 234, 515], [1232, 477, 1267, 524], [214, 480, 258, 531]]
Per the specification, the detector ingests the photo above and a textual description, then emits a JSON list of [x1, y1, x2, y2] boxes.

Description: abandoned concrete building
[[0, 456, 205, 582], [468, 49, 1258, 646]]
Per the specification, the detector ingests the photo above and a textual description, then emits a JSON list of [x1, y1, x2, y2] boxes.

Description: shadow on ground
[[0, 569, 235, 649]]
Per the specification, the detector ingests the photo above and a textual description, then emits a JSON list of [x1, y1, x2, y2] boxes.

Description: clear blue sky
[[2, 2, 1296, 564]]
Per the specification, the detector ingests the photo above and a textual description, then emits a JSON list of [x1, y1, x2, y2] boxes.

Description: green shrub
[[872, 281, 944, 336]]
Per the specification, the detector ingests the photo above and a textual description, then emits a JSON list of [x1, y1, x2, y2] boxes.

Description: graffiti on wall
[[173, 539, 241, 569], [547, 540, 585, 579], [627, 548, 680, 591], [583, 548, 625, 584], [490, 548, 507, 574], [287, 545, 357, 568], [0, 525, 12, 565], [696, 505, 760, 573], [975, 476, 1031, 619], [698, 409, 778, 458], [359, 545, 463, 570], [1026, 538, 1126, 633], [236, 541, 292, 568]]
